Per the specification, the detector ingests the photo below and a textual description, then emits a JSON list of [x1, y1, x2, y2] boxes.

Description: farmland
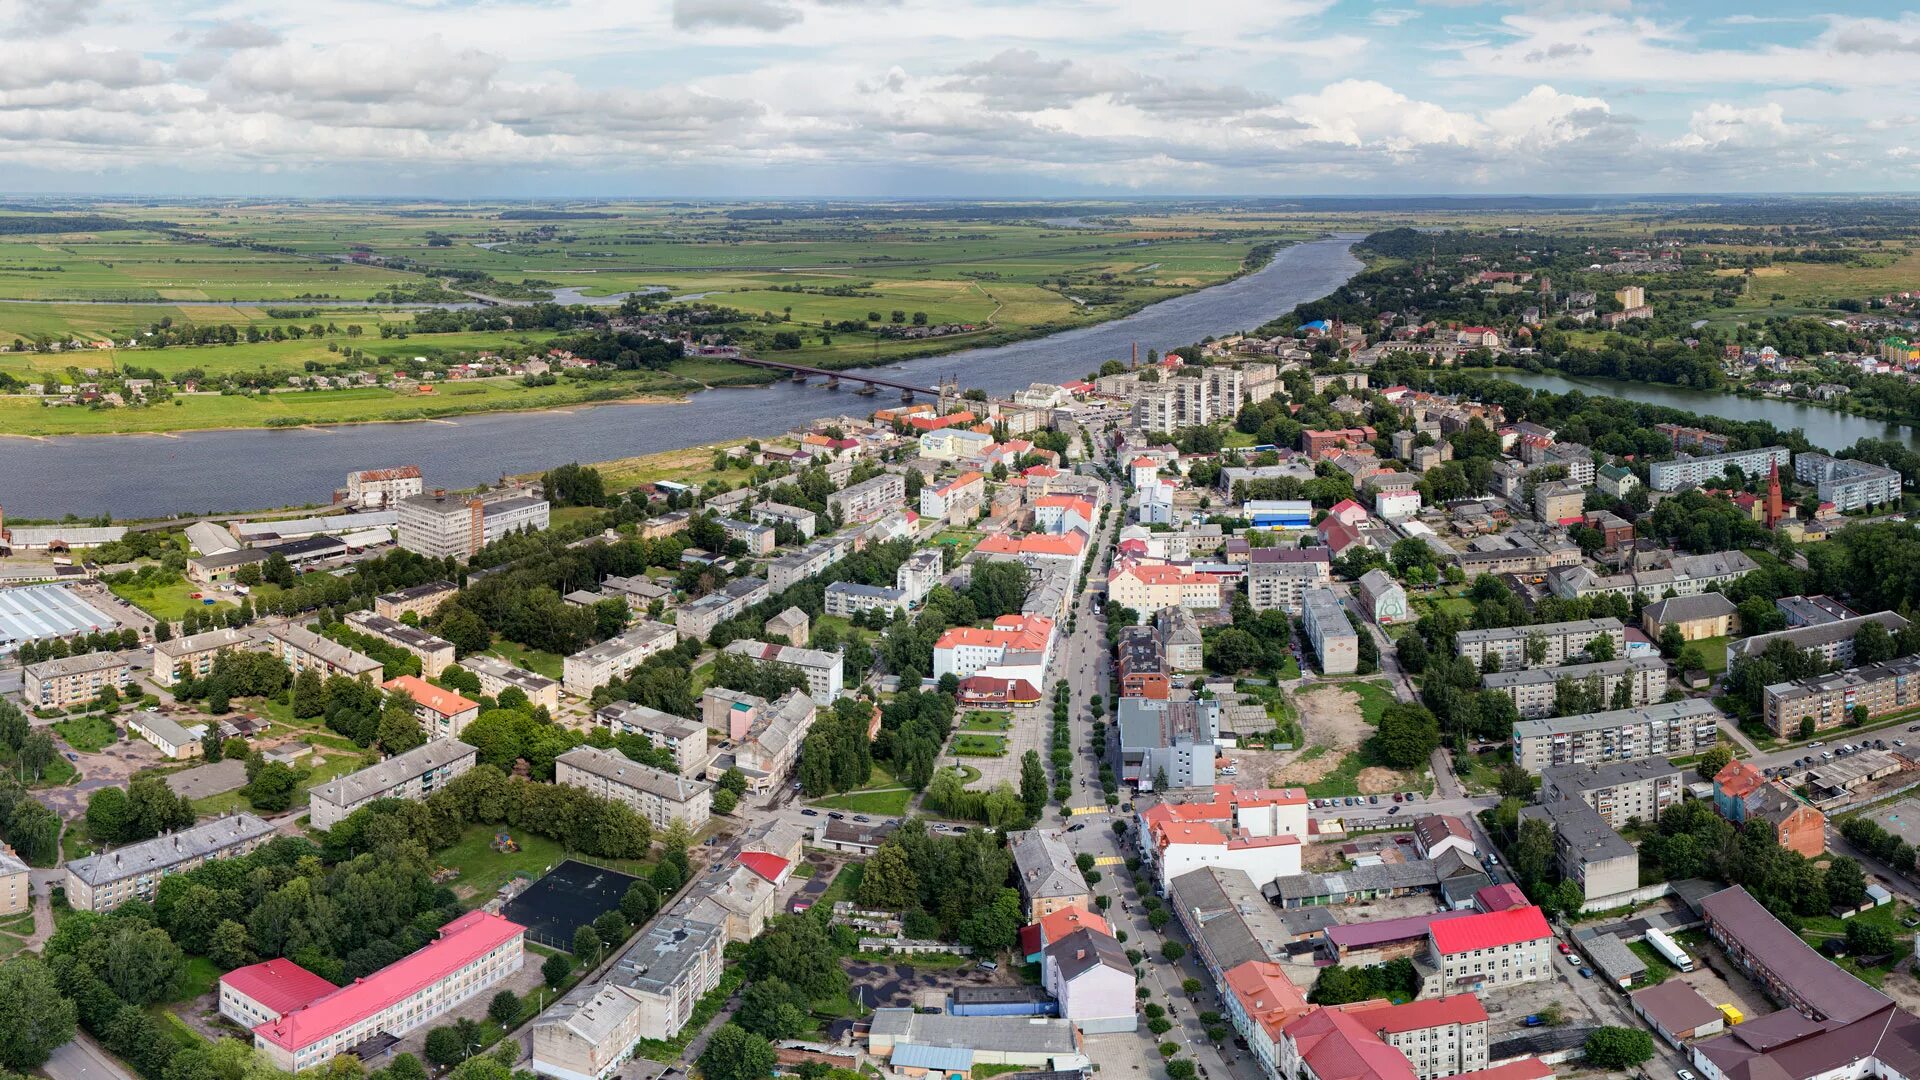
[[0, 200, 1307, 435]]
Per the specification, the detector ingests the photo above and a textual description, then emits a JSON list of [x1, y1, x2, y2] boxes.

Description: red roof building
[[736, 850, 792, 885], [218, 959, 340, 1027], [1282, 1007, 1417, 1080], [956, 675, 1042, 706], [1428, 907, 1551, 955], [1472, 883, 1529, 913], [242, 910, 525, 1071]]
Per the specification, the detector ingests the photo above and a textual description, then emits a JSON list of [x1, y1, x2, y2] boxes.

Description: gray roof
[[25, 650, 133, 679], [0, 845, 29, 876], [1456, 617, 1624, 648], [826, 581, 907, 601], [377, 581, 457, 604], [1482, 655, 1665, 691], [596, 701, 702, 742], [344, 611, 453, 654], [1167, 866, 1290, 970], [1266, 860, 1441, 903], [570, 621, 676, 665], [1584, 934, 1647, 984], [1542, 757, 1682, 795], [538, 915, 725, 1045], [1700, 886, 1891, 1023], [1044, 927, 1130, 980], [557, 745, 711, 803], [869, 1009, 1080, 1055], [1513, 698, 1721, 741], [265, 624, 382, 676], [5, 524, 127, 547], [1642, 592, 1738, 625], [461, 654, 558, 692], [1729, 611, 1909, 663], [1521, 800, 1634, 863], [66, 813, 275, 886], [1010, 829, 1085, 901], [190, 548, 269, 571], [133, 712, 205, 749], [309, 739, 475, 812]]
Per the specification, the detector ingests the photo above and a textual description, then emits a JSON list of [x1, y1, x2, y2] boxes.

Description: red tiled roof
[[1284, 1007, 1417, 1080], [1349, 995, 1488, 1034], [1436, 1060, 1553, 1080], [1428, 907, 1551, 955], [219, 959, 339, 1017], [1715, 759, 1765, 799], [383, 675, 477, 718], [1028, 906, 1111, 946], [1226, 960, 1310, 1038], [253, 911, 524, 1052], [1474, 883, 1529, 912], [736, 851, 790, 883]]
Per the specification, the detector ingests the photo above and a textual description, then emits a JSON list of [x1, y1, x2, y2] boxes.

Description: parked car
[[801, 809, 818, 817], [1565, 954, 1580, 966], [1387, 806, 1400, 815], [1557, 942, 1572, 954], [1678, 1071, 1696, 1080], [1067, 823, 1086, 832], [1578, 967, 1592, 979], [978, 961, 998, 972], [853, 815, 870, 823], [828, 811, 846, 820]]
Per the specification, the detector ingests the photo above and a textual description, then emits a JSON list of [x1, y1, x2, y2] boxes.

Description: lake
[[0, 235, 1365, 520]]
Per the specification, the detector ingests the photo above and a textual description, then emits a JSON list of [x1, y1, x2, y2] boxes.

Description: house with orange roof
[[920, 470, 985, 523], [933, 614, 1056, 688], [1020, 906, 1112, 961], [1148, 817, 1302, 887], [383, 675, 480, 739], [1226, 961, 1312, 1078], [972, 530, 1088, 573], [1033, 494, 1096, 535], [1279, 1006, 1418, 1080], [1130, 456, 1161, 487], [904, 410, 976, 432], [1108, 560, 1223, 615]]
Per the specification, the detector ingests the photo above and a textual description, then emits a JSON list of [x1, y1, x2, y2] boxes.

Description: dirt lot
[[1260, 684, 1410, 793]]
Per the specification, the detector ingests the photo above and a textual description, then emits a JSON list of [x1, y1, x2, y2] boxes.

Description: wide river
[[1494, 370, 1920, 457], [0, 235, 1367, 520]]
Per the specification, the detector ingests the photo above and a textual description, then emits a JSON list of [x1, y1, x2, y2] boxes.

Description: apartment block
[[715, 517, 776, 556], [1794, 453, 1903, 512], [768, 533, 857, 591], [151, 627, 256, 687], [1519, 798, 1640, 908], [701, 687, 814, 793], [383, 675, 480, 740], [65, 813, 276, 911], [308, 739, 477, 830], [748, 501, 816, 539], [24, 651, 135, 710], [824, 581, 909, 618], [1454, 618, 1625, 671], [1480, 656, 1667, 719], [372, 581, 458, 621], [723, 638, 844, 702], [258, 624, 384, 683], [532, 915, 726, 1080], [1302, 587, 1358, 675], [1762, 653, 1920, 736], [1348, 997, 1489, 1080], [1246, 548, 1333, 613], [460, 654, 560, 713], [1510, 699, 1722, 773], [555, 745, 713, 830], [676, 576, 771, 641], [1727, 610, 1908, 672], [1647, 446, 1792, 491], [827, 473, 906, 524], [1538, 758, 1684, 830], [396, 488, 550, 561], [595, 702, 709, 777], [343, 610, 456, 677], [1427, 907, 1553, 992], [562, 620, 678, 697]]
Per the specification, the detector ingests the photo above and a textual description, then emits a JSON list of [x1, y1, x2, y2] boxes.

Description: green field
[[110, 573, 236, 620], [951, 734, 1009, 757], [0, 201, 1303, 435], [487, 639, 566, 680], [54, 715, 120, 753], [959, 711, 1012, 732]]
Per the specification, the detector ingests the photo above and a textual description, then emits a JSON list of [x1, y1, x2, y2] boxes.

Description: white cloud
[[1671, 102, 1795, 149]]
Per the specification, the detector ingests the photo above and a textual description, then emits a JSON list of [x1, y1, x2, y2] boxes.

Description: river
[[1492, 369, 1920, 456], [0, 235, 1365, 520]]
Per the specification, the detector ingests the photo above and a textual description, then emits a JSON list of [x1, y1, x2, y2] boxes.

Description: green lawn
[[959, 711, 1012, 732], [818, 862, 865, 909], [171, 956, 223, 1003], [1687, 636, 1733, 675], [1455, 750, 1509, 795], [437, 825, 573, 900], [487, 639, 566, 680], [943, 763, 984, 787], [1349, 681, 1397, 726], [110, 573, 235, 621], [951, 733, 1009, 757], [54, 714, 121, 753], [1627, 940, 1678, 985], [193, 748, 369, 816], [1797, 902, 1915, 986], [809, 788, 913, 815]]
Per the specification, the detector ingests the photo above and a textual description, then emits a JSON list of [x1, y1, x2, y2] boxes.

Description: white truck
[[1646, 927, 1695, 972]]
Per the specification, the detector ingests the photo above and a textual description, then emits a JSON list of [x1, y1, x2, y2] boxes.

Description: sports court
[[1864, 797, 1920, 848], [0, 583, 123, 653], [502, 859, 641, 951]]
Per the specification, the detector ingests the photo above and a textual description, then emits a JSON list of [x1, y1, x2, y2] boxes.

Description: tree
[[1658, 622, 1685, 659], [1852, 704, 1870, 728], [856, 844, 918, 911], [542, 952, 572, 989], [713, 789, 738, 815], [959, 888, 1024, 952], [209, 919, 250, 969], [699, 1025, 777, 1080], [1584, 633, 1616, 661], [1855, 619, 1897, 665], [85, 786, 133, 845], [105, 923, 186, 1005], [1375, 703, 1441, 768], [1848, 920, 1897, 956], [423, 1027, 467, 1068], [245, 761, 299, 812], [572, 925, 603, 969], [1161, 942, 1186, 961], [0, 955, 76, 1069], [735, 978, 810, 1040], [487, 990, 520, 1026], [1695, 745, 1733, 782], [1826, 856, 1868, 909], [620, 880, 660, 925], [1583, 1027, 1654, 1069], [1019, 750, 1047, 820]]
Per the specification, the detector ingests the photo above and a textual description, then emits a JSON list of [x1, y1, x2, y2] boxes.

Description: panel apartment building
[[826, 473, 906, 525], [1246, 548, 1333, 614], [1454, 618, 1625, 671], [722, 638, 844, 703], [531, 914, 726, 1080], [396, 487, 550, 561], [1762, 653, 1920, 736], [1726, 610, 1908, 672], [24, 651, 135, 710], [308, 738, 478, 830], [1794, 453, 1903, 512], [596, 702, 709, 778], [342, 610, 456, 677], [151, 627, 256, 687], [1481, 656, 1668, 719], [1647, 446, 1792, 491], [555, 745, 713, 830], [257, 624, 384, 684], [460, 654, 561, 713], [1302, 587, 1358, 675], [65, 813, 277, 911], [562, 621, 678, 698], [1511, 698, 1722, 773], [372, 581, 458, 621], [1538, 758, 1685, 830]]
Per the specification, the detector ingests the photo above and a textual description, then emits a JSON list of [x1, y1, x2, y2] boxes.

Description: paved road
[[43, 1033, 135, 1080]]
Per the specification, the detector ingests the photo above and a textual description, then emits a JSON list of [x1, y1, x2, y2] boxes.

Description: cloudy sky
[[3, 0, 1917, 197]]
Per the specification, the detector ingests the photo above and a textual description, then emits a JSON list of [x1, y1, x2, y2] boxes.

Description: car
[[1578, 967, 1592, 979], [1557, 942, 1572, 954], [1678, 1071, 1696, 1080], [801, 809, 818, 817], [1387, 806, 1400, 815], [828, 811, 846, 820], [952, 826, 970, 833], [978, 961, 998, 972], [1821, 752, 1834, 761], [1809, 741, 1824, 748], [853, 815, 870, 823], [1067, 822, 1087, 832], [65, 752, 77, 762], [1394, 836, 1413, 845], [1897, 740, 1907, 747], [1566, 953, 1580, 966], [1392, 793, 1404, 802], [1369, 795, 1380, 804]]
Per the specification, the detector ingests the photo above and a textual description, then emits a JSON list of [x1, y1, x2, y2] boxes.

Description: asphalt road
[[43, 1033, 134, 1080]]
